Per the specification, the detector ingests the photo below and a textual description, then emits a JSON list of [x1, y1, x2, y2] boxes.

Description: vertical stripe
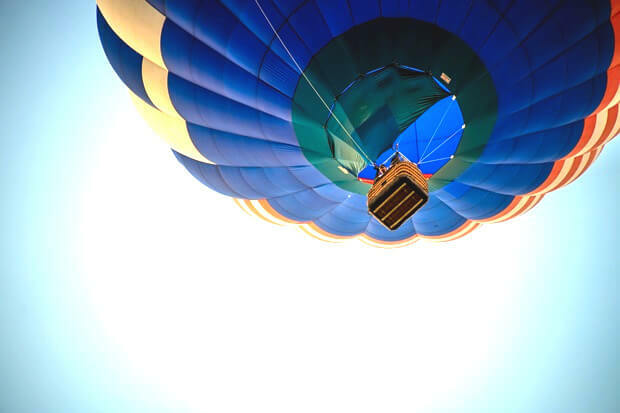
[[583, 105, 618, 153], [580, 109, 610, 154], [142, 58, 179, 117], [527, 159, 569, 195], [567, 115, 597, 158], [553, 155, 587, 190], [477, 196, 525, 223], [519, 194, 544, 215], [594, 66, 620, 114], [561, 147, 604, 187], [591, 105, 620, 149]]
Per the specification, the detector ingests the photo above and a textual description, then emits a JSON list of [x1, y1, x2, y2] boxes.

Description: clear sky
[[1, 2, 618, 413]]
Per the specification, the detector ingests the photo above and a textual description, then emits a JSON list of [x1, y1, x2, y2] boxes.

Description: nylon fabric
[[97, 0, 618, 246]]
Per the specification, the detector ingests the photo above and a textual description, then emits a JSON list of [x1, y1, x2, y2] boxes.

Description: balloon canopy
[[97, 0, 619, 247]]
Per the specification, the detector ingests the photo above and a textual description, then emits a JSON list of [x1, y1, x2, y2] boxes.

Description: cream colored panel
[[142, 59, 179, 117], [130, 91, 212, 164], [97, 0, 166, 68]]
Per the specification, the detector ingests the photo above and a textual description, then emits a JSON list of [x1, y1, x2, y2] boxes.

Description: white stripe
[[559, 152, 593, 188], [601, 108, 620, 145], [536, 158, 575, 194], [519, 195, 543, 215], [481, 196, 530, 223], [579, 110, 609, 155], [606, 80, 620, 110]]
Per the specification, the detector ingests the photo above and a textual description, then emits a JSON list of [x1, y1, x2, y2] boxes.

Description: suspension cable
[[253, 0, 375, 166], [418, 95, 455, 161], [419, 124, 465, 163], [417, 155, 454, 165]]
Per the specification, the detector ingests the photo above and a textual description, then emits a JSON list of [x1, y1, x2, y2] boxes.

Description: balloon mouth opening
[[323, 62, 463, 183], [320, 64, 464, 184], [356, 92, 464, 183]]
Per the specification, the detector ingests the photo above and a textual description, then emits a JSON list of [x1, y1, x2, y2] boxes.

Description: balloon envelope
[[97, 0, 619, 246]]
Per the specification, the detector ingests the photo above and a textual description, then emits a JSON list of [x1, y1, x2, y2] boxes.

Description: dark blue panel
[[173, 151, 244, 197], [271, 0, 304, 17], [521, 1, 598, 70], [259, 166, 313, 193], [348, 0, 381, 24], [221, 0, 283, 45], [215, 167, 273, 198], [502, 0, 562, 40], [365, 217, 417, 242], [96, 9, 153, 106], [315, 201, 370, 236], [407, 0, 439, 22], [314, 0, 354, 36], [522, 75, 606, 134], [478, 16, 520, 67], [167, 73, 298, 145], [458, 1, 501, 51], [435, 0, 472, 35], [287, 165, 334, 188], [161, 20, 293, 119], [380, 0, 410, 18], [268, 188, 341, 221], [175, 162, 318, 199], [164, 0, 266, 74], [187, 123, 309, 167], [456, 163, 553, 195], [259, 50, 300, 97], [488, 0, 514, 13], [222, 0, 315, 74], [479, 121, 583, 163], [266, 23, 313, 70], [411, 196, 467, 236], [435, 182, 514, 220], [288, 1, 333, 55]]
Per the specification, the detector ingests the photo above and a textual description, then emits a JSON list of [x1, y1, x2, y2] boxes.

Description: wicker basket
[[367, 161, 429, 230]]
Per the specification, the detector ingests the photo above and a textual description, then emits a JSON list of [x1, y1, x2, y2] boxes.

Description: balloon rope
[[418, 95, 455, 162], [380, 151, 399, 166], [253, 0, 375, 166], [417, 155, 454, 165], [419, 124, 465, 163]]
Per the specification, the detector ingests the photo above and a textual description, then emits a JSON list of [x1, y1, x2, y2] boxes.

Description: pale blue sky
[[0, 2, 618, 413]]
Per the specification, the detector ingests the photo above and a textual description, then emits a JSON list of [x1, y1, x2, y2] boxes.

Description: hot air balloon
[[97, 0, 619, 247]]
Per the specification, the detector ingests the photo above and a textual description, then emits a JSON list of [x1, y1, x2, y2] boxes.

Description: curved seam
[[256, 0, 319, 81], [456, 0, 476, 36], [452, 168, 551, 196], [270, 193, 343, 224], [495, 72, 610, 125], [201, 164, 245, 198], [315, 199, 370, 227], [159, 0, 302, 97]]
